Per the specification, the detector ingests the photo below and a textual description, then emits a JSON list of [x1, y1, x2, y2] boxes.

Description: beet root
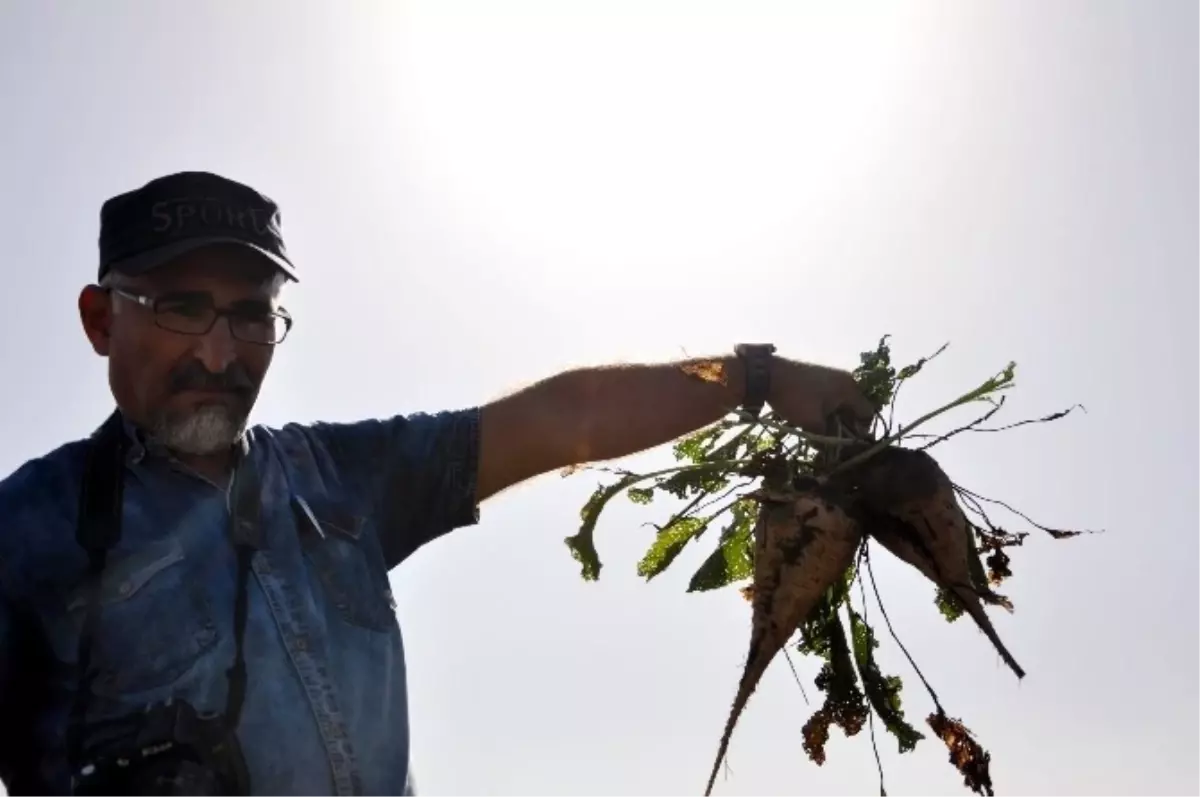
[[704, 488, 864, 795], [844, 447, 1025, 679]]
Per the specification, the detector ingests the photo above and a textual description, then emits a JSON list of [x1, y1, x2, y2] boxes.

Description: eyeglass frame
[[106, 286, 295, 346]]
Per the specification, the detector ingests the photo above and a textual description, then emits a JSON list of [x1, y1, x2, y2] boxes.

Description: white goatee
[[150, 404, 246, 456]]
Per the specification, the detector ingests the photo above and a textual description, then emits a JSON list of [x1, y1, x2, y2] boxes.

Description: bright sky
[[1, 1, 1196, 795]]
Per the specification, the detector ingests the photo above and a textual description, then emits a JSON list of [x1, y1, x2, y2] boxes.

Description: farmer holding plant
[[0, 171, 875, 796]]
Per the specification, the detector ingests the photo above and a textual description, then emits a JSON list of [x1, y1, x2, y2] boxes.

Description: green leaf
[[935, 587, 965, 623], [672, 420, 734, 464], [796, 564, 859, 658], [564, 474, 641, 581], [976, 362, 1017, 398], [853, 335, 898, 411], [660, 467, 733, 500], [686, 500, 756, 592], [627, 487, 655, 505], [895, 342, 949, 382], [636, 517, 708, 579], [848, 607, 925, 754], [753, 433, 781, 453]]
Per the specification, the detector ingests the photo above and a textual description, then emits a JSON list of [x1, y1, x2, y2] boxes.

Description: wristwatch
[[734, 343, 776, 418]]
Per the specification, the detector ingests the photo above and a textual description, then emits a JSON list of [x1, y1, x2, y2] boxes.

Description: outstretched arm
[[476, 352, 873, 502]]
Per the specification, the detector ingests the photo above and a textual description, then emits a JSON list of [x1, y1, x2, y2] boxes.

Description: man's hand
[[768, 358, 877, 437]]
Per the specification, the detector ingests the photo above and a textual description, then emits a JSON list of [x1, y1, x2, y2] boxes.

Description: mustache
[[168, 360, 255, 396]]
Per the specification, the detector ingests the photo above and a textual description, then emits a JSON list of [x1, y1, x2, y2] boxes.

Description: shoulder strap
[[66, 410, 129, 769], [75, 411, 128, 553], [224, 437, 263, 730]]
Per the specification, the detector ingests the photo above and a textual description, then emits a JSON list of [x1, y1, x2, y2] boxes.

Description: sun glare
[[382, 2, 931, 283]]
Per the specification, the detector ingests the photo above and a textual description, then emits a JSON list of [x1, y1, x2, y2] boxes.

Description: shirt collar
[[119, 412, 152, 465]]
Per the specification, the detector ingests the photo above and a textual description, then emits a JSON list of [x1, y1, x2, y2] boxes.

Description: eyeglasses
[[109, 287, 294, 346]]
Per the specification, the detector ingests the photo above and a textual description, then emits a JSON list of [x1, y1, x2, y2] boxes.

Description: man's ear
[[78, 285, 113, 356]]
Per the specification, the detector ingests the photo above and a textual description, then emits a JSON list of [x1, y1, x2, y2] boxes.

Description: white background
[[0, 1, 1196, 794]]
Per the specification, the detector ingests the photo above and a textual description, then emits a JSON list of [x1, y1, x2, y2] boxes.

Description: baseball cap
[[97, 171, 299, 283]]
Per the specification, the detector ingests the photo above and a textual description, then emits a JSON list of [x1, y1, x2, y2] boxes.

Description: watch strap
[[734, 343, 776, 418]]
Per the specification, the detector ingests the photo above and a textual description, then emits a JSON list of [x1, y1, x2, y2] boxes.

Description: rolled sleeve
[[306, 407, 482, 569]]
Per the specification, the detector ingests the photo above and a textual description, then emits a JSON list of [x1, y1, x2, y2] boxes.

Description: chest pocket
[[66, 536, 218, 699], [293, 496, 397, 633]]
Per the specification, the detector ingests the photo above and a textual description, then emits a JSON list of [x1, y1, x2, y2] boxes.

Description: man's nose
[[193, 317, 239, 374]]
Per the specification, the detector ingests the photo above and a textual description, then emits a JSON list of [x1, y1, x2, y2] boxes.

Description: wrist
[[733, 343, 777, 417]]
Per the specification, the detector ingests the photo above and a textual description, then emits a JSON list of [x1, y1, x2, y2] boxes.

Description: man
[[0, 171, 874, 795]]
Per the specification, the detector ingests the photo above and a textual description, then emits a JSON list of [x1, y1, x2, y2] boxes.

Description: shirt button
[[118, 582, 133, 597]]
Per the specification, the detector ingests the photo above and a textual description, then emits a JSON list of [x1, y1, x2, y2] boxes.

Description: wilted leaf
[[849, 608, 924, 754], [686, 501, 756, 592], [680, 359, 728, 386], [801, 709, 833, 766], [958, 485, 1102, 540], [1044, 528, 1084, 539], [927, 711, 994, 797], [972, 529, 1020, 592], [985, 548, 1012, 585], [970, 403, 1086, 433], [802, 612, 868, 765], [960, 532, 1017, 612], [636, 517, 708, 580], [983, 590, 1014, 613]]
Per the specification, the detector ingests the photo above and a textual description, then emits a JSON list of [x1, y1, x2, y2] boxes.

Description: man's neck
[[172, 451, 237, 489]]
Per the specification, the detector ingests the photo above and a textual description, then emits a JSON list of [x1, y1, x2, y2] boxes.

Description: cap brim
[[103, 236, 299, 283]]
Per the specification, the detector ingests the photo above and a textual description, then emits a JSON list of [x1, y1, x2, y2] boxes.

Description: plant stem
[[824, 367, 1015, 479], [864, 546, 943, 714], [617, 457, 755, 486], [731, 409, 858, 448]]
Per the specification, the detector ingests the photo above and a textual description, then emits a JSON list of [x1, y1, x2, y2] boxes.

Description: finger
[[827, 405, 867, 439], [833, 393, 877, 439], [851, 392, 879, 426]]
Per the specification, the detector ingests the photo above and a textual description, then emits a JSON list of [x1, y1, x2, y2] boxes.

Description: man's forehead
[[140, 245, 282, 293]]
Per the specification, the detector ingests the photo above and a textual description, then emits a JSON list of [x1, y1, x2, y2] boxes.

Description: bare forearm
[[545, 356, 746, 463], [477, 356, 746, 499]]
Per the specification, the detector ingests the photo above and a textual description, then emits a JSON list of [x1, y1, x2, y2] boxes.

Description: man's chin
[[153, 405, 249, 456]]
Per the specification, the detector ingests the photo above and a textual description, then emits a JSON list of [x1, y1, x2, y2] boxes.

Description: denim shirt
[[0, 408, 481, 795]]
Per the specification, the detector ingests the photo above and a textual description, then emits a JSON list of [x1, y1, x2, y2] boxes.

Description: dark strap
[[734, 343, 776, 418], [67, 411, 262, 767], [224, 440, 263, 730], [67, 411, 128, 768]]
